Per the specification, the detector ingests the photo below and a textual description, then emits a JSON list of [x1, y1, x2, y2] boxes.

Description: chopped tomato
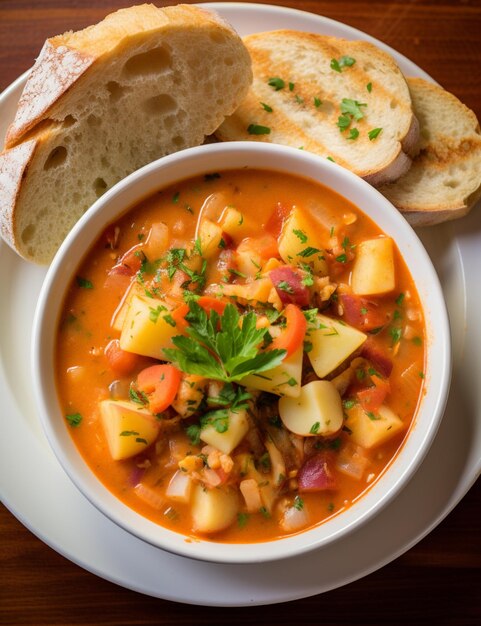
[[270, 266, 310, 307], [270, 303, 307, 357], [108, 243, 143, 279], [136, 364, 182, 415], [341, 294, 388, 331], [361, 338, 393, 378], [170, 303, 189, 334], [104, 339, 145, 377], [357, 377, 391, 413], [265, 202, 290, 239]]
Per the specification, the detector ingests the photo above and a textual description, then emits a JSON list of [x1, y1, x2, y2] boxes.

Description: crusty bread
[[216, 30, 419, 186], [0, 4, 252, 263], [378, 78, 481, 226]]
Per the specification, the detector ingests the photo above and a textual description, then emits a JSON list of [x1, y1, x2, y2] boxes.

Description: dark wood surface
[[1, 1, 480, 624]]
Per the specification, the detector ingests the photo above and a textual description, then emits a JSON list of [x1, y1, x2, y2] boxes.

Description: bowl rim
[[31, 141, 451, 564]]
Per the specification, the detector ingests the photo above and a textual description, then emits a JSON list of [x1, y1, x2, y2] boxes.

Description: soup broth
[[56, 169, 425, 542]]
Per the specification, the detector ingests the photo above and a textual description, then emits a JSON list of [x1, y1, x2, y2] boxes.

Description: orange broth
[[56, 169, 425, 542]]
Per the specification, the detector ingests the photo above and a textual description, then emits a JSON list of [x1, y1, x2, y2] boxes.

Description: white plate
[[0, 2, 480, 607]]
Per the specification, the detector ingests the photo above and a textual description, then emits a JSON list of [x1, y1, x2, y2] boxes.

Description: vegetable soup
[[56, 169, 425, 542]]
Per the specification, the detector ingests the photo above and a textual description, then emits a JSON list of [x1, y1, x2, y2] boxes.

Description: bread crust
[[0, 140, 36, 250], [379, 78, 481, 225], [0, 3, 252, 263]]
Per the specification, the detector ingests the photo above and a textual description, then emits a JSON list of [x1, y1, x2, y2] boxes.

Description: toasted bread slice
[[216, 30, 419, 185], [0, 4, 252, 263], [379, 78, 481, 225]]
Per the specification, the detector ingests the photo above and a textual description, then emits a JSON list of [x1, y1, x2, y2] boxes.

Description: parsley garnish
[[348, 128, 359, 140], [368, 127, 383, 140], [330, 56, 356, 72], [310, 421, 320, 434], [247, 124, 271, 135], [293, 229, 308, 243], [260, 102, 273, 112], [293, 495, 304, 510], [268, 77, 285, 90], [76, 276, 93, 289], [298, 246, 321, 258], [367, 82, 373, 93], [276, 281, 295, 294], [390, 326, 403, 345], [66, 413, 82, 427], [314, 96, 322, 108], [341, 98, 367, 120], [163, 302, 286, 382]]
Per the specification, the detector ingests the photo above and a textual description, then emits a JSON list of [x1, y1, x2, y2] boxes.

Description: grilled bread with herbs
[[216, 30, 419, 186], [0, 4, 252, 263], [379, 77, 481, 226]]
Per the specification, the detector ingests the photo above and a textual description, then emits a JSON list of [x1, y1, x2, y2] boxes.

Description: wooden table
[[1, 1, 480, 623]]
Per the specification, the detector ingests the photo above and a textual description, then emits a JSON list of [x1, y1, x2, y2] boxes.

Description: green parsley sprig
[[164, 301, 287, 382]]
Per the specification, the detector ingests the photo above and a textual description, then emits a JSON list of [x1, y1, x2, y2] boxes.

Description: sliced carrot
[[104, 339, 144, 377], [270, 304, 307, 358], [197, 296, 228, 316], [170, 303, 190, 334], [136, 364, 182, 415]]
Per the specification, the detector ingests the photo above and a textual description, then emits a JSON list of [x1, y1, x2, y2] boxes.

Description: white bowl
[[32, 142, 451, 563]]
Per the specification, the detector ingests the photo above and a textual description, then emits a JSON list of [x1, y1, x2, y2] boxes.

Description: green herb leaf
[[341, 98, 367, 121], [309, 422, 320, 434], [368, 127, 383, 140], [366, 82, 373, 93], [268, 77, 285, 90], [66, 412, 82, 427], [164, 302, 286, 382], [247, 124, 271, 135], [314, 96, 322, 108], [293, 229, 308, 243], [76, 277, 93, 289], [260, 102, 273, 112], [331, 56, 356, 72], [348, 128, 359, 140]]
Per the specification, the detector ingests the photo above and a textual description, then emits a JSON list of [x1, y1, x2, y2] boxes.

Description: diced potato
[[198, 218, 223, 258], [279, 380, 343, 437], [200, 409, 249, 455], [191, 484, 239, 534], [278, 207, 328, 276], [218, 206, 254, 244], [307, 313, 367, 378], [111, 280, 144, 332], [144, 222, 169, 259], [241, 345, 303, 398], [235, 453, 277, 513], [222, 277, 274, 305], [351, 237, 396, 295], [345, 403, 405, 448], [119, 295, 183, 359], [100, 400, 161, 460]]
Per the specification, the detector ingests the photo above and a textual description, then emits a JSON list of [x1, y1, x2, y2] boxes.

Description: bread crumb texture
[[0, 4, 252, 263]]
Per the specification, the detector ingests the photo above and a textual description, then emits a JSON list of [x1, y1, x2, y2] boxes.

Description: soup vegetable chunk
[[56, 170, 425, 542]]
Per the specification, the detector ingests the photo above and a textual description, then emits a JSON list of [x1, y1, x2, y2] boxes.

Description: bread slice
[[0, 4, 252, 263], [378, 78, 481, 226], [215, 30, 419, 186]]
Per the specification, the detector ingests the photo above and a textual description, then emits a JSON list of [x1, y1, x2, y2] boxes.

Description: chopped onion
[[134, 483, 164, 510], [239, 479, 263, 513], [166, 470, 192, 503], [279, 502, 309, 532], [335, 443, 369, 480]]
